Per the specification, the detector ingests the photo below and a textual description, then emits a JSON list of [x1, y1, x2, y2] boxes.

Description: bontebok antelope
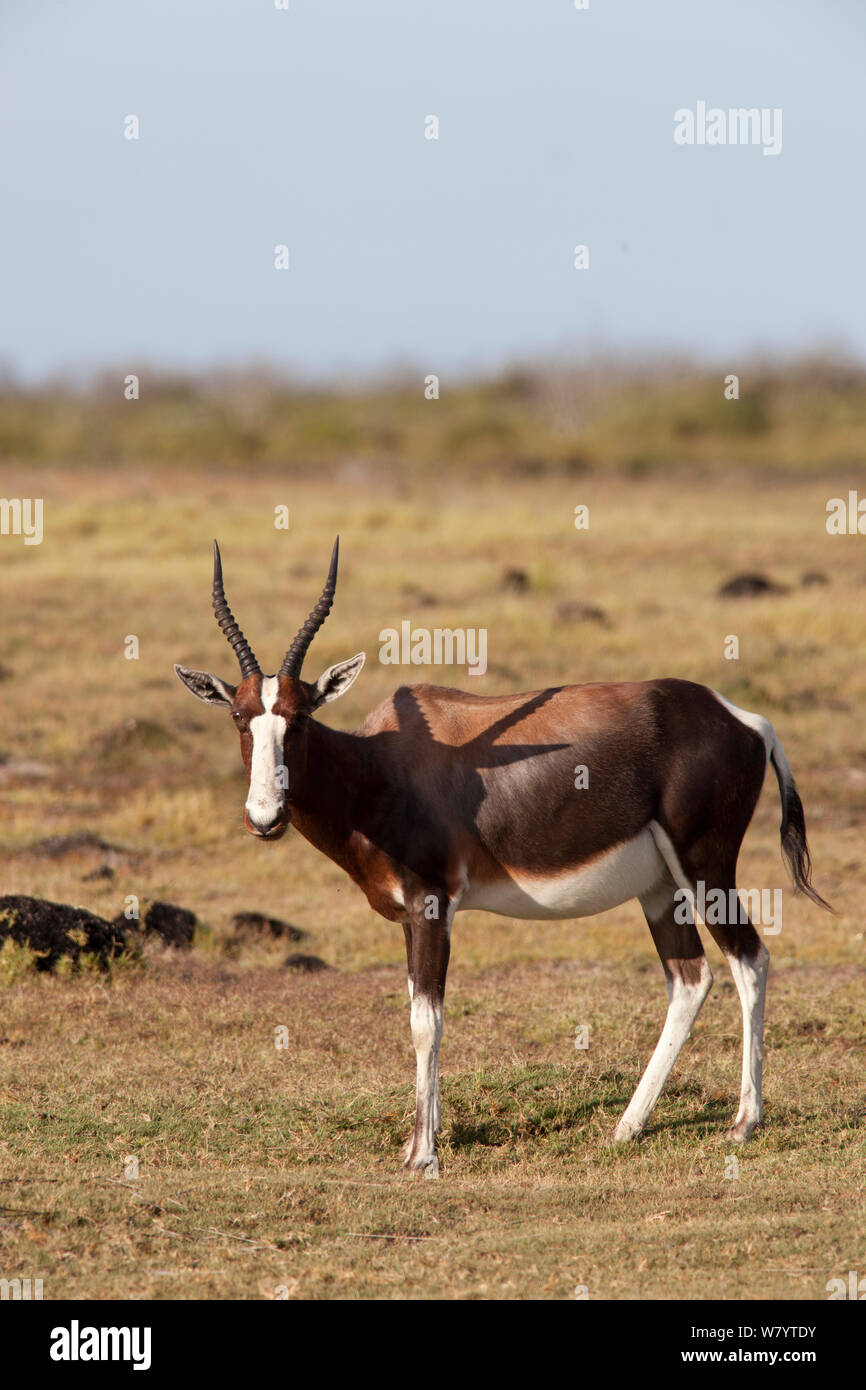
[[175, 540, 830, 1176]]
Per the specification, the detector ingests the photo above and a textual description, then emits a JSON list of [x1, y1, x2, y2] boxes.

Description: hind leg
[[651, 824, 770, 1142], [613, 875, 713, 1142], [705, 911, 769, 1142]]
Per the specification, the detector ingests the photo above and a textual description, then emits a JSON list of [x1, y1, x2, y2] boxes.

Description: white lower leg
[[433, 1053, 441, 1134], [405, 993, 443, 1174], [614, 960, 713, 1142], [726, 943, 769, 1140]]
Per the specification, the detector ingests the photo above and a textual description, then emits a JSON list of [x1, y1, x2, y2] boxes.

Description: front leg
[[402, 894, 451, 1178]]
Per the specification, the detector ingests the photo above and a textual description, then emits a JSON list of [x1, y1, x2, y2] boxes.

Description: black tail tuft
[[772, 751, 834, 912]]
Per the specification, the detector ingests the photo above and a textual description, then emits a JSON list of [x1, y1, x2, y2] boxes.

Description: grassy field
[[0, 370, 864, 1299]]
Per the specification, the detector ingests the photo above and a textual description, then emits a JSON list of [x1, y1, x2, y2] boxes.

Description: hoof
[[726, 1119, 759, 1144], [403, 1136, 438, 1173], [612, 1120, 642, 1144]]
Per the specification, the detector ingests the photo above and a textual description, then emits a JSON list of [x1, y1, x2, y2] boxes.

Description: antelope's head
[[174, 538, 364, 840]]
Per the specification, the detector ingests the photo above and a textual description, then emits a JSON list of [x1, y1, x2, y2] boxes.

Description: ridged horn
[[212, 540, 260, 680], [279, 537, 339, 679]]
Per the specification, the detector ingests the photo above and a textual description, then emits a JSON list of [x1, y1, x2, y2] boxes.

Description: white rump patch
[[712, 691, 774, 763]]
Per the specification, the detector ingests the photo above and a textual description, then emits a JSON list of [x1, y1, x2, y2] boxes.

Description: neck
[[288, 718, 370, 874]]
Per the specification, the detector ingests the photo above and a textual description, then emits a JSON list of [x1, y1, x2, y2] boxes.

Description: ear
[[173, 664, 237, 706], [311, 652, 365, 708]]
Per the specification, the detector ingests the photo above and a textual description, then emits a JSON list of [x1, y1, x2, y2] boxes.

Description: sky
[[1, 0, 864, 384]]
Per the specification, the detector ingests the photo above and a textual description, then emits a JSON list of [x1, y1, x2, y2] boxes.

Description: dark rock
[[555, 601, 609, 626], [231, 912, 306, 942], [717, 573, 788, 599], [82, 865, 116, 882], [502, 568, 530, 593], [400, 584, 438, 608], [144, 901, 196, 948], [0, 895, 128, 971], [562, 451, 592, 476], [29, 833, 128, 859], [284, 953, 331, 973]]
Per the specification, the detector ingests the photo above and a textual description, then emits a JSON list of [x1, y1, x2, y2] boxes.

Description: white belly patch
[[459, 827, 666, 920]]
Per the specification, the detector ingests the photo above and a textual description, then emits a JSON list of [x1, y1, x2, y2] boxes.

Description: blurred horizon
[[2, 350, 863, 481], [4, 343, 866, 397]]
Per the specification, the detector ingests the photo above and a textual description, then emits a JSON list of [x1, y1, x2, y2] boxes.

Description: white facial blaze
[[245, 676, 287, 829]]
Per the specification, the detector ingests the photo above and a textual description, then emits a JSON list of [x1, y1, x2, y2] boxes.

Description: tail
[[769, 739, 834, 912]]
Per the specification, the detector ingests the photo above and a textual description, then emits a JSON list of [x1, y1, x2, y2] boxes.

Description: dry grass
[[0, 421, 863, 1298], [0, 956, 862, 1300]]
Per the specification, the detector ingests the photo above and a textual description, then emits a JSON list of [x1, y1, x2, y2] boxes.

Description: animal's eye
[[232, 711, 247, 730]]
